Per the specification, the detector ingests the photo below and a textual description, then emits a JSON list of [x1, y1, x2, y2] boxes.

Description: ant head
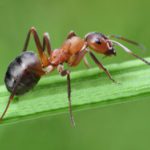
[[85, 32, 116, 56]]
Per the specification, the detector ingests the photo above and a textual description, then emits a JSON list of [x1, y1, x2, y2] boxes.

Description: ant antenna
[[109, 35, 146, 50], [110, 40, 150, 65]]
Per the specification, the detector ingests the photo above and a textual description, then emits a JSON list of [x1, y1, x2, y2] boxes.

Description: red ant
[[1, 27, 150, 126]]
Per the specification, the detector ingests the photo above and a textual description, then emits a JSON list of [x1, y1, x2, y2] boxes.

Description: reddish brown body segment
[[1, 27, 150, 126], [50, 36, 85, 66]]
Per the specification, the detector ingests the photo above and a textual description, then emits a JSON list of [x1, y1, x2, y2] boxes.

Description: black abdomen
[[5, 51, 42, 95]]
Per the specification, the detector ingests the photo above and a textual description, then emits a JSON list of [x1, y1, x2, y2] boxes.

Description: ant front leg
[[22, 27, 50, 67], [57, 64, 75, 127], [67, 43, 88, 67], [68, 49, 87, 67], [83, 56, 91, 69], [89, 51, 116, 83], [66, 31, 91, 68]]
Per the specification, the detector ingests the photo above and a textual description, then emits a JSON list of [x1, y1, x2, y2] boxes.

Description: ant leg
[[0, 75, 22, 122], [68, 49, 87, 66], [57, 65, 75, 127], [22, 27, 49, 67], [89, 51, 116, 82], [27, 66, 46, 76], [0, 94, 14, 122], [28, 64, 54, 75], [83, 56, 91, 68], [67, 43, 88, 67], [23, 27, 42, 52], [66, 31, 77, 39], [42, 32, 52, 56], [0, 65, 49, 123], [109, 35, 145, 50]]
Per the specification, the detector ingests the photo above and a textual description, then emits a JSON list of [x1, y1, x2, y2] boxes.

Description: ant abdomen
[[5, 51, 42, 95]]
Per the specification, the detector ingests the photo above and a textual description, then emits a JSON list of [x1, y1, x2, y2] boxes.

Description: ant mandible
[[1, 27, 150, 126]]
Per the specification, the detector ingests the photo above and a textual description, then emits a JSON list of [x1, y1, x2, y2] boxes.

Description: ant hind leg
[[0, 75, 23, 122], [0, 93, 15, 122], [22, 27, 51, 67]]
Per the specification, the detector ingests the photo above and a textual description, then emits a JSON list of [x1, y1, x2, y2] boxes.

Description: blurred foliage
[[0, 0, 150, 150]]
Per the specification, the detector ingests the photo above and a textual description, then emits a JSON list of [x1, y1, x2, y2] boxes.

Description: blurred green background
[[0, 0, 150, 150]]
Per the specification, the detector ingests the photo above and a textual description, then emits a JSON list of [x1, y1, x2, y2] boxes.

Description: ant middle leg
[[57, 65, 75, 127]]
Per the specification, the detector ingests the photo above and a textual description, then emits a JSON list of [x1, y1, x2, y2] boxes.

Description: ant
[[1, 27, 150, 126]]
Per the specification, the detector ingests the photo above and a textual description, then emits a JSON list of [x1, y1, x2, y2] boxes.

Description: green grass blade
[[0, 58, 150, 125]]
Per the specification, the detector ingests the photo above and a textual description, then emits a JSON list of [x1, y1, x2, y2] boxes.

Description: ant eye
[[95, 38, 101, 45]]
